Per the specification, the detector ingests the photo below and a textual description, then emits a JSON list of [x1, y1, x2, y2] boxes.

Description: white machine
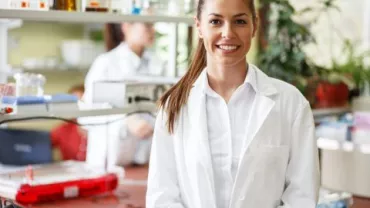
[[92, 76, 179, 108], [85, 76, 178, 170]]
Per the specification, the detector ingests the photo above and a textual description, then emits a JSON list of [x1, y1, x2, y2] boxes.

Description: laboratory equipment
[[0, 161, 123, 205], [53, 0, 76, 11], [85, 76, 176, 169], [317, 189, 352, 208], [8, 0, 49, 10], [0, 129, 53, 166], [85, 0, 108, 12], [91, 76, 178, 107], [13, 73, 45, 97], [110, 0, 131, 14]]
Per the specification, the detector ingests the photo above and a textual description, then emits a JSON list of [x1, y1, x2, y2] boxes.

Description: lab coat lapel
[[185, 76, 216, 208], [230, 67, 278, 207], [242, 93, 275, 153], [241, 66, 278, 153]]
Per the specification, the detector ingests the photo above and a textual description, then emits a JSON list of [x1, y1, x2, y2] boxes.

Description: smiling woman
[[146, 0, 320, 207]]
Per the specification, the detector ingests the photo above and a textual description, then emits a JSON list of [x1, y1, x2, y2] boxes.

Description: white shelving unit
[[0, 9, 194, 24], [319, 137, 370, 198], [312, 107, 350, 119], [0, 105, 351, 123], [0, 103, 157, 123], [0, 8, 195, 82]]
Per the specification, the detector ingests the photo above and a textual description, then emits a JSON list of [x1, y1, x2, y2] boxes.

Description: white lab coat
[[146, 64, 320, 208], [83, 43, 165, 167]]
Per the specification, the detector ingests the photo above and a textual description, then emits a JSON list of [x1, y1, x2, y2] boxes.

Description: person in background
[[146, 0, 319, 207], [83, 21, 165, 166], [50, 84, 87, 161]]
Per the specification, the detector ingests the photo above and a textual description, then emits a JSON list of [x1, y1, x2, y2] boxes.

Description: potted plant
[[257, 0, 342, 107], [314, 39, 370, 108]]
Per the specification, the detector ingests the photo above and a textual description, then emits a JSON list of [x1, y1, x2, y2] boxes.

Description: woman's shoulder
[[270, 77, 305, 98]]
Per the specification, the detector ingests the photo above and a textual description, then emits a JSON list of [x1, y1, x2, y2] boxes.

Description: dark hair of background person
[[104, 23, 125, 51], [159, 0, 257, 133], [68, 84, 85, 94]]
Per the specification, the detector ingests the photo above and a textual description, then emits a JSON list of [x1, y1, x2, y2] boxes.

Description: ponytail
[[159, 39, 206, 133], [104, 23, 124, 51]]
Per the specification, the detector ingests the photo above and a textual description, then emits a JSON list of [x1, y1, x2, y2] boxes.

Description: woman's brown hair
[[104, 23, 125, 51], [159, 0, 257, 133]]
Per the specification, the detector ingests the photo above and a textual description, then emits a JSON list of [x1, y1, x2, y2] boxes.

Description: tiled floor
[[30, 165, 149, 208]]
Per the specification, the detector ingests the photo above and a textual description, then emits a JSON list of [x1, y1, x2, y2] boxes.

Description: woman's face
[[196, 0, 257, 67], [124, 23, 156, 48]]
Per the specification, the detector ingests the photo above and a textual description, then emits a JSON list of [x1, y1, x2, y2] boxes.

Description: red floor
[[29, 165, 149, 208]]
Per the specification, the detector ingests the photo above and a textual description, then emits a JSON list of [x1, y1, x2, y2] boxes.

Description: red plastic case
[[0, 161, 124, 205]]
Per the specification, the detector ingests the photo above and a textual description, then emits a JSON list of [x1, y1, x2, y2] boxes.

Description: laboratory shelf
[[312, 107, 350, 119], [319, 137, 370, 198], [317, 138, 370, 154], [0, 9, 194, 24], [0, 103, 157, 123]]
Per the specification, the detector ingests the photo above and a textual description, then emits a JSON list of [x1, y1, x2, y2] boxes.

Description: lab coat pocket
[[248, 145, 289, 206]]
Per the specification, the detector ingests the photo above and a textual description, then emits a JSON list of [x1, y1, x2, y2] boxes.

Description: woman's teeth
[[217, 45, 238, 51]]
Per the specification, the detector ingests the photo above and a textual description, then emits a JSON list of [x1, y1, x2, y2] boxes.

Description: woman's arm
[[82, 55, 108, 104], [279, 102, 320, 208], [146, 109, 185, 208]]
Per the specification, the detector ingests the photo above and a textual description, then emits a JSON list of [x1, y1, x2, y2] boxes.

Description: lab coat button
[[239, 196, 245, 200]]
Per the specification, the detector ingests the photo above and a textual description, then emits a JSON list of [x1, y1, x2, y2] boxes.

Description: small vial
[[25, 165, 34, 185]]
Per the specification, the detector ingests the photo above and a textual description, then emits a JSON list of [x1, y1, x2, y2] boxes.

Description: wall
[[8, 21, 84, 67], [7, 22, 86, 131]]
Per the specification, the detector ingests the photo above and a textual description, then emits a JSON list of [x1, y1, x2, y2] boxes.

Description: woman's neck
[[206, 59, 248, 102], [127, 42, 145, 58]]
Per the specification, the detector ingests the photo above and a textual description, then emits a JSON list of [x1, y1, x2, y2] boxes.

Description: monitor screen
[[0, 128, 52, 166]]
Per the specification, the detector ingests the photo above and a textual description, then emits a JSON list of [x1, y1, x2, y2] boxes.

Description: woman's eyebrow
[[208, 13, 249, 17]]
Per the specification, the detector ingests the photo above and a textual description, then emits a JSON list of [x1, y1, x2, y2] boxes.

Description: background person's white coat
[[83, 43, 166, 168], [146, 64, 320, 208]]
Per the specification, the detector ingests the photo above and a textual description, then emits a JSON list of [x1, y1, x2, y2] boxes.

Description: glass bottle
[[54, 0, 76, 11], [13, 73, 46, 97]]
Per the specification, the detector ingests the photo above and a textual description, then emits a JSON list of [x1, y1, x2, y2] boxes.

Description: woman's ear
[[252, 17, 258, 38], [195, 16, 203, 39]]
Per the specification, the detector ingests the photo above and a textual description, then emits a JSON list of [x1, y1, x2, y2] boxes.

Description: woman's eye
[[209, 19, 221, 25], [235, 19, 247, 24]]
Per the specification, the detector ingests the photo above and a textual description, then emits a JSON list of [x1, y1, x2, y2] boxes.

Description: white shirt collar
[[201, 63, 258, 97]]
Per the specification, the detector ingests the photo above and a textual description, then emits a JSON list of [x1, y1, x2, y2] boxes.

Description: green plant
[[89, 30, 104, 42], [257, 0, 316, 93], [257, 0, 342, 94]]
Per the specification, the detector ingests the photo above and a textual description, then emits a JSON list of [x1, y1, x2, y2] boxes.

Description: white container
[[60, 40, 104, 70], [8, 0, 49, 10], [352, 96, 370, 112], [110, 0, 131, 14], [0, 0, 8, 8]]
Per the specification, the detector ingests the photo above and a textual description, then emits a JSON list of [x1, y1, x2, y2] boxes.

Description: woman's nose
[[221, 23, 236, 39]]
